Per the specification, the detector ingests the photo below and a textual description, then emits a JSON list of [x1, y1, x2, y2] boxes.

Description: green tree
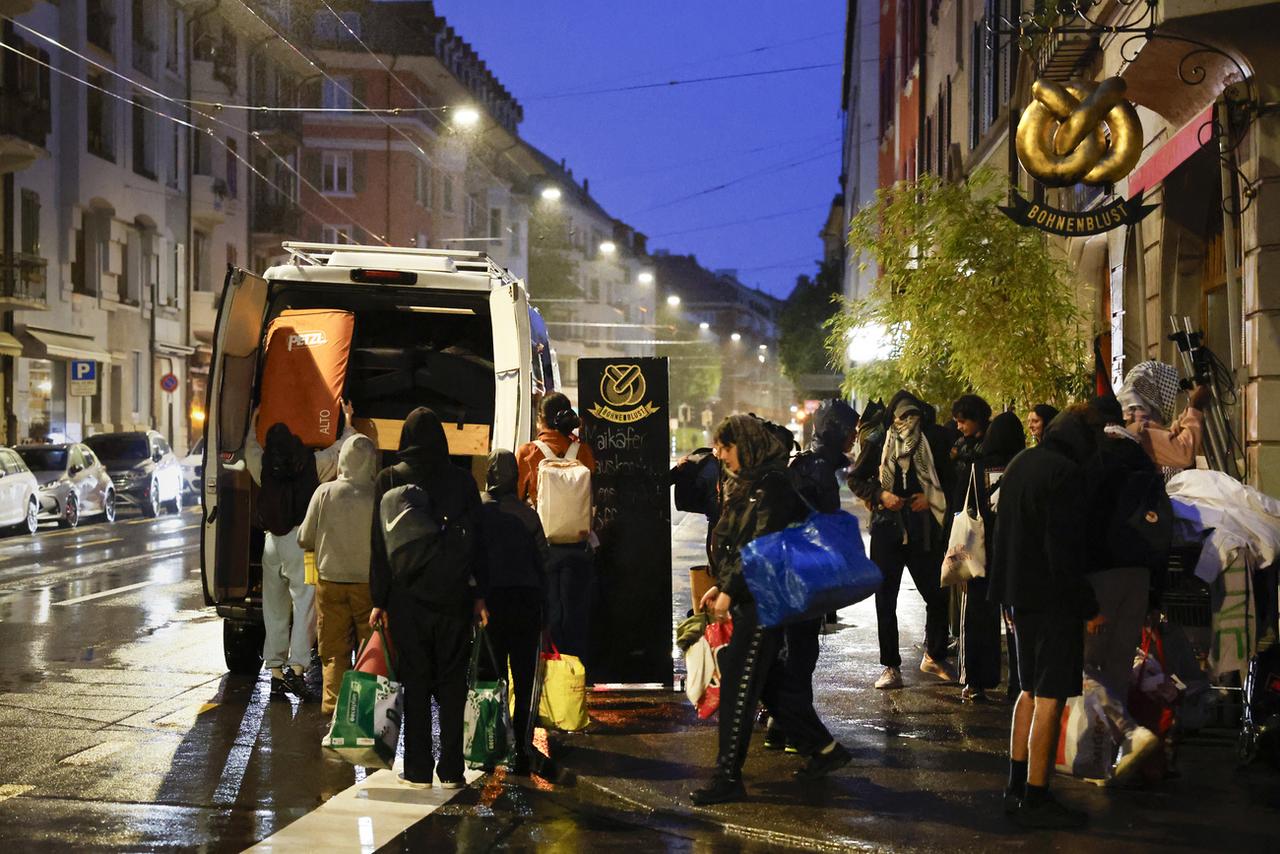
[[826, 172, 1090, 413], [778, 257, 843, 382], [526, 204, 581, 322]]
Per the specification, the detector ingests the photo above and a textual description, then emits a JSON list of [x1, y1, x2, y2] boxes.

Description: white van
[[200, 243, 558, 674]]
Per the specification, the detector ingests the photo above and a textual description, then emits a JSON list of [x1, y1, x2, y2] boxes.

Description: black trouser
[[545, 543, 594, 659], [959, 577, 1002, 691], [483, 586, 543, 757], [870, 528, 949, 667], [716, 604, 832, 778], [389, 599, 472, 784], [762, 617, 823, 737]]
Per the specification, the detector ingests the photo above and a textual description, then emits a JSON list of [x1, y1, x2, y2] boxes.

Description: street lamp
[[698, 321, 710, 331], [758, 344, 768, 351], [845, 323, 892, 364], [666, 294, 681, 307], [730, 332, 741, 342], [451, 106, 481, 128], [599, 240, 617, 255], [637, 271, 654, 285], [540, 186, 562, 202]]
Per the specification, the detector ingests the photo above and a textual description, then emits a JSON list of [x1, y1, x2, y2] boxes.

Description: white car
[[181, 438, 205, 504], [0, 446, 41, 535]]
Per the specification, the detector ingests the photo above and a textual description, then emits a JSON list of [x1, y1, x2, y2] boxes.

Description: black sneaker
[[1003, 788, 1021, 816], [763, 726, 786, 750], [283, 670, 319, 704], [690, 775, 747, 805], [1013, 795, 1088, 829], [508, 753, 532, 776], [268, 676, 290, 702], [794, 743, 852, 780]]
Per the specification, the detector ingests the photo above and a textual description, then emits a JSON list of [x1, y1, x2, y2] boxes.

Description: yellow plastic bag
[[538, 645, 589, 732], [303, 551, 318, 585]]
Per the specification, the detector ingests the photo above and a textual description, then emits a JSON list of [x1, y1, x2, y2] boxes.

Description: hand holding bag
[[941, 466, 986, 586], [463, 627, 516, 769], [322, 623, 404, 769]]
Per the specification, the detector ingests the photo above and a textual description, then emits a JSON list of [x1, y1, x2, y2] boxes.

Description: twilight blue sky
[[432, 1, 845, 299]]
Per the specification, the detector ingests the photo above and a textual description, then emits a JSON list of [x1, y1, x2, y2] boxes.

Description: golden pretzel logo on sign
[[601, 364, 646, 408], [1015, 77, 1143, 188]]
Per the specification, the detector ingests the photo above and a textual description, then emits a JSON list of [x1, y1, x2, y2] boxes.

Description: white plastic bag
[[941, 467, 986, 586]]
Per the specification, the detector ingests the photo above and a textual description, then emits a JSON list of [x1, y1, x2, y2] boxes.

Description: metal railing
[[0, 253, 48, 306], [0, 90, 51, 149]]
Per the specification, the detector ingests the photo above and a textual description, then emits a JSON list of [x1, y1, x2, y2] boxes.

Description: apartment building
[[843, 0, 1280, 493]]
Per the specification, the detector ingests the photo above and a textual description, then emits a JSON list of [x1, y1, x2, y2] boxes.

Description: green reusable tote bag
[[462, 627, 514, 770], [322, 624, 404, 769]]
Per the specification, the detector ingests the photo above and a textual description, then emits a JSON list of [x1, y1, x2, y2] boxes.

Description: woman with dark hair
[[1027, 404, 1058, 444], [691, 415, 850, 805], [516, 392, 597, 657]]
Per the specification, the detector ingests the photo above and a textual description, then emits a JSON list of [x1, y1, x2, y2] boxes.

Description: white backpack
[[533, 440, 592, 544]]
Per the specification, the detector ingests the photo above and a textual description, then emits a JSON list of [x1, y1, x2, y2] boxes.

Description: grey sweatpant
[[262, 528, 316, 672]]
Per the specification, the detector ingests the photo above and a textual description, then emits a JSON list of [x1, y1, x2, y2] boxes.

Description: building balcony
[[0, 253, 49, 310], [192, 175, 237, 227], [249, 109, 302, 146], [251, 197, 302, 239], [0, 90, 51, 173]]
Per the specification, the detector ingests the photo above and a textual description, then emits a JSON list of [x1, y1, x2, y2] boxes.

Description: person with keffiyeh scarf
[[1117, 360, 1208, 476], [689, 415, 851, 806], [848, 390, 957, 690]]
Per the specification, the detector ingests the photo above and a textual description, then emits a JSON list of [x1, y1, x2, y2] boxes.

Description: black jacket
[[480, 450, 549, 592], [370, 407, 484, 613], [987, 413, 1099, 618], [1085, 433, 1171, 585]]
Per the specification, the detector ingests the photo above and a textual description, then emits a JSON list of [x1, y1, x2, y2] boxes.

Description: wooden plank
[[352, 417, 490, 456]]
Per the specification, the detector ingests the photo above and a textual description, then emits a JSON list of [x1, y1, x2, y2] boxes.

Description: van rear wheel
[[223, 619, 265, 675]]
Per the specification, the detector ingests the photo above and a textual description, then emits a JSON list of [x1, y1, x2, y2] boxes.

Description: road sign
[[160, 372, 179, 393], [70, 359, 97, 397]]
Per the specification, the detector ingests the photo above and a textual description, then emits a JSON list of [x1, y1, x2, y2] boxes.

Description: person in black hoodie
[[988, 408, 1099, 829], [479, 449, 551, 776], [368, 407, 486, 789], [848, 390, 956, 690], [953, 408, 1024, 703], [690, 415, 851, 805]]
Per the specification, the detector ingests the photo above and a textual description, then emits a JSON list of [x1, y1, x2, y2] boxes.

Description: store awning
[[19, 328, 113, 363], [0, 332, 22, 357]]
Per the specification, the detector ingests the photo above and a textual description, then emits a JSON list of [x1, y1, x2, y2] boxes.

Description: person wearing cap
[[848, 390, 957, 690]]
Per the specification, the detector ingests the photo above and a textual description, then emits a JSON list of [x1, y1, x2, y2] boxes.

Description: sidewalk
[[546, 502, 1280, 852]]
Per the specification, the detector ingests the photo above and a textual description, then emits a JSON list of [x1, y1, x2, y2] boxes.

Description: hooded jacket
[[792, 400, 857, 513], [710, 415, 805, 605], [481, 450, 550, 592], [244, 414, 354, 534], [987, 412, 1099, 618], [369, 407, 484, 612], [298, 433, 378, 583]]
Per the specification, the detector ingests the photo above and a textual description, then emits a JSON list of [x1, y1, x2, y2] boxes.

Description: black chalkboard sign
[[578, 357, 673, 686]]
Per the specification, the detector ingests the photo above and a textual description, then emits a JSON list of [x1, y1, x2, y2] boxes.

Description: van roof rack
[[279, 242, 515, 282]]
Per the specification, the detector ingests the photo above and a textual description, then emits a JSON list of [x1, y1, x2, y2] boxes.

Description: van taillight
[[351, 269, 418, 285]]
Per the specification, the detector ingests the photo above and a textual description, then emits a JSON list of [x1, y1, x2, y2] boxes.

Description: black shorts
[[1012, 608, 1083, 700]]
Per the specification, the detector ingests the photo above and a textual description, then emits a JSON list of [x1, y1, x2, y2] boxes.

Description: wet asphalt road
[[0, 503, 771, 852]]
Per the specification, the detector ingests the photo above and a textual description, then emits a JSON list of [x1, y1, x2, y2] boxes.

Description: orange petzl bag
[[257, 309, 354, 447]]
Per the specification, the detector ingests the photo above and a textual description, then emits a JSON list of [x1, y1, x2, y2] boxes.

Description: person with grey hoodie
[[298, 432, 380, 716]]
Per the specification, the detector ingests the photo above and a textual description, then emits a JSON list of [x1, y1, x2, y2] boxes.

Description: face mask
[[893, 414, 920, 435]]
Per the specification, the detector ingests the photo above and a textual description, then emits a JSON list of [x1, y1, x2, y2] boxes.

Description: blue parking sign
[[71, 360, 96, 382]]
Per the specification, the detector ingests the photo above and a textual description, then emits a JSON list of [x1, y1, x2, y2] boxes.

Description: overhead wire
[[628, 145, 840, 216], [525, 63, 841, 101], [4, 14, 388, 244], [647, 203, 830, 239]]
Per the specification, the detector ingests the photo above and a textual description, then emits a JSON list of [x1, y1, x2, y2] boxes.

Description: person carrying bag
[[942, 466, 987, 586], [463, 626, 515, 770], [322, 620, 403, 770]]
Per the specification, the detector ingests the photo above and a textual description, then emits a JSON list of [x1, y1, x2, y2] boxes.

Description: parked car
[[83, 431, 183, 517], [0, 447, 40, 535], [16, 443, 117, 528], [180, 438, 204, 505]]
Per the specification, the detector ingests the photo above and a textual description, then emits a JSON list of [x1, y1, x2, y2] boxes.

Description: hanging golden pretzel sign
[[1015, 77, 1143, 187]]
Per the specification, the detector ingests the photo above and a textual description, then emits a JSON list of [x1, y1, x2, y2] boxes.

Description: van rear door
[[201, 267, 268, 608], [490, 282, 532, 450]]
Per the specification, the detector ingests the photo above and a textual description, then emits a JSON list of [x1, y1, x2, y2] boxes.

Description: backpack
[[671, 449, 718, 515], [378, 468, 474, 604], [789, 450, 838, 514], [257, 450, 319, 537], [533, 441, 592, 544], [1107, 467, 1174, 569]]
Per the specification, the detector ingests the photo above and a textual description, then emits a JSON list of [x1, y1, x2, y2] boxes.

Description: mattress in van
[[257, 309, 354, 448]]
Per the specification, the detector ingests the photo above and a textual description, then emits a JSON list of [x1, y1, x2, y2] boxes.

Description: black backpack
[[257, 452, 319, 537], [1107, 467, 1174, 569], [378, 467, 474, 604], [671, 449, 718, 515]]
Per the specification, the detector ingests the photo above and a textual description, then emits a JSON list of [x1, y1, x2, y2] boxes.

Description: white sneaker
[[437, 778, 465, 790], [397, 773, 430, 789], [1114, 726, 1160, 780], [875, 666, 903, 689], [920, 655, 958, 682]]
